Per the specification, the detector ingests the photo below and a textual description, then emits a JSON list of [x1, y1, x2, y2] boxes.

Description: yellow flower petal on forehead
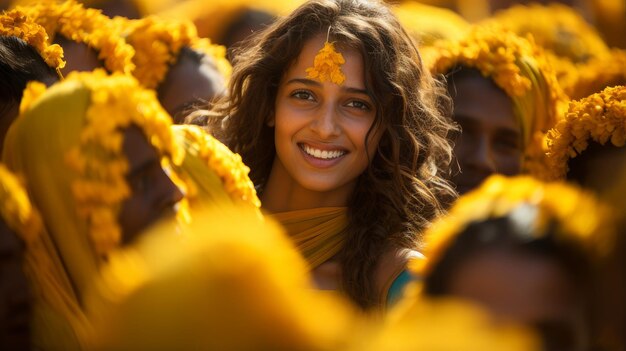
[[305, 41, 346, 85]]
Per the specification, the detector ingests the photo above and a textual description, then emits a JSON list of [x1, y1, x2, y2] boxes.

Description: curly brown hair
[[210, 0, 457, 308]]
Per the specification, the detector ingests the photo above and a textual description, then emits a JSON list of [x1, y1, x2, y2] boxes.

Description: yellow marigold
[[564, 49, 626, 101], [0, 8, 65, 71], [545, 85, 626, 181], [429, 25, 568, 177], [172, 124, 260, 209], [17, 0, 135, 74], [306, 41, 346, 85], [0, 164, 42, 245], [21, 70, 182, 255], [481, 3, 610, 64], [410, 175, 614, 278], [118, 15, 231, 89]]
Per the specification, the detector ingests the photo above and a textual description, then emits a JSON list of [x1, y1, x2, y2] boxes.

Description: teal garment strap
[[386, 269, 418, 307]]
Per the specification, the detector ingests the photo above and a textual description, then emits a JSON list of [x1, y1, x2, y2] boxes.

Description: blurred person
[[2, 70, 183, 350], [413, 175, 613, 350], [428, 26, 567, 194]]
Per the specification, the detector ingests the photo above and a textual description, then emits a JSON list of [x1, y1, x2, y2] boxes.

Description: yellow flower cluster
[[118, 16, 231, 89], [0, 8, 65, 71], [17, 0, 135, 74], [306, 41, 346, 85], [545, 85, 626, 180], [21, 70, 181, 255], [411, 175, 613, 277], [0, 164, 42, 245], [431, 27, 542, 98], [174, 125, 260, 209], [564, 49, 626, 101], [482, 3, 610, 64]]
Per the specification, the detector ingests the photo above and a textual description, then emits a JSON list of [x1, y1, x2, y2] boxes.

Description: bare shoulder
[[373, 245, 423, 303]]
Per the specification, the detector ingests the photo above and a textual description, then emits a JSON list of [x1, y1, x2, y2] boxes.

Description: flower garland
[[429, 26, 568, 177], [17, 0, 135, 74], [0, 8, 65, 72], [0, 164, 42, 246], [173, 124, 260, 209], [410, 175, 613, 277], [118, 16, 231, 89], [545, 85, 626, 181], [20, 70, 182, 255]]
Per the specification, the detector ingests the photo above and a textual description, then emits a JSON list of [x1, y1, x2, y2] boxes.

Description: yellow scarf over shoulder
[[271, 207, 348, 269]]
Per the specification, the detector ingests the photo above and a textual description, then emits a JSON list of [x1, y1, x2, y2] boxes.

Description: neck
[[261, 157, 355, 213]]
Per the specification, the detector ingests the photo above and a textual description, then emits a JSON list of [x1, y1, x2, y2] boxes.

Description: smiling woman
[[210, 0, 457, 309]]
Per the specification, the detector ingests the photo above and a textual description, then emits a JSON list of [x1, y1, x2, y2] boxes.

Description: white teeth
[[303, 144, 345, 159]]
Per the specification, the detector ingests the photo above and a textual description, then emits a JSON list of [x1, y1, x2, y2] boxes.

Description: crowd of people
[[0, 0, 624, 350]]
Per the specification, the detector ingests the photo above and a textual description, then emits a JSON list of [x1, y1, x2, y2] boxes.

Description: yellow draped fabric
[[1, 71, 178, 350], [86, 205, 357, 351], [271, 207, 348, 269]]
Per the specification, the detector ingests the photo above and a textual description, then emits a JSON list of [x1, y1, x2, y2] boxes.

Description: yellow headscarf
[[545, 85, 626, 181], [410, 175, 613, 278], [116, 15, 231, 90], [429, 26, 568, 177], [170, 124, 260, 220], [16, 0, 135, 74], [0, 163, 41, 245], [350, 297, 541, 351], [2, 70, 180, 350], [87, 204, 357, 351]]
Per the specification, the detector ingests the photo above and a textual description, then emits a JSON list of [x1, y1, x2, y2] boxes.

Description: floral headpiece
[[410, 175, 613, 277], [17, 0, 135, 74], [305, 27, 345, 85], [118, 16, 231, 89], [0, 8, 65, 73], [0, 164, 42, 245], [429, 26, 568, 176], [545, 85, 626, 181], [172, 125, 260, 209], [20, 70, 182, 255]]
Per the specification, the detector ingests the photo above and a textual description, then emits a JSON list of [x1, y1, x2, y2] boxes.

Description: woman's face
[[271, 34, 380, 195], [118, 126, 183, 244]]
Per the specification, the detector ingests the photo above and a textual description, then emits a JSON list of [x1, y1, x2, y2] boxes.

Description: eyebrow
[[285, 78, 371, 96]]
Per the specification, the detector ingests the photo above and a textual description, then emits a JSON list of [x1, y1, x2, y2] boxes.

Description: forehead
[[449, 71, 519, 133], [283, 33, 365, 87]]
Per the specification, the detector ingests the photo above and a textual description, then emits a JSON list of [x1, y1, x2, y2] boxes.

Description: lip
[[298, 142, 347, 169]]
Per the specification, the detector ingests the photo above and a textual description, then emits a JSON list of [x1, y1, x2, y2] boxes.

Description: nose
[[465, 135, 496, 174], [309, 103, 340, 139]]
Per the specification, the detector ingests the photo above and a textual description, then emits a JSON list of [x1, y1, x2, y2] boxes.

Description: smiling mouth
[[300, 143, 347, 160]]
